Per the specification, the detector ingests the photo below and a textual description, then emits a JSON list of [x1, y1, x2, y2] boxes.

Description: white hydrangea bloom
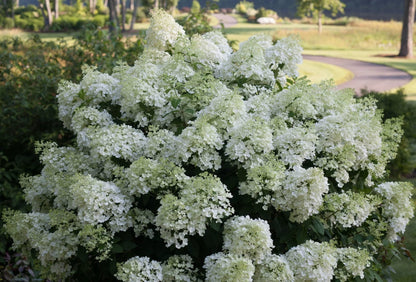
[[36, 141, 97, 176], [79, 65, 120, 104], [225, 117, 273, 167], [116, 60, 167, 126], [265, 36, 303, 78], [188, 34, 226, 69], [162, 255, 199, 282], [375, 182, 415, 241], [196, 91, 247, 136], [315, 99, 384, 186], [143, 128, 180, 162], [323, 191, 379, 228], [218, 35, 275, 86], [70, 174, 132, 234], [285, 240, 338, 282], [204, 253, 255, 282], [223, 216, 274, 263], [253, 254, 294, 282], [115, 256, 163, 282], [163, 54, 195, 83], [202, 31, 233, 61], [273, 124, 317, 168], [156, 173, 234, 248], [336, 247, 372, 281], [121, 157, 187, 196], [56, 80, 82, 129], [145, 10, 185, 51], [3, 211, 79, 280], [71, 107, 113, 133], [245, 90, 274, 120], [177, 119, 223, 170], [239, 157, 286, 209], [272, 80, 355, 122], [273, 167, 329, 223], [82, 124, 146, 162]]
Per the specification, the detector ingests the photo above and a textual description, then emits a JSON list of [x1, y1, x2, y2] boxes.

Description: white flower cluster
[[4, 10, 413, 281], [239, 157, 286, 209], [285, 240, 372, 282], [223, 216, 274, 263], [336, 247, 372, 281], [115, 256, 163, 282], [161, 255, 199, 282], [145, 9, 185, 51], [121, 157, 187, 196], [70, 174, 132, 234], [3, 210, 80, 280], [323, 191, 379, 228], [156, 173, 233, 248], [253, 254, 294, 282], [204, 253, 255, 282], [274, 167, 329, 223], [204, 216, 291, 281], [375, 182, 415, 241], [285, 240, 338, 281]]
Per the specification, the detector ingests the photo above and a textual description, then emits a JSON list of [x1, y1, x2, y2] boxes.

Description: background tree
[[399, 0, 415, 58], [297, 0, 345, 33], [108, 0, 119, 32], [39, 0, 53, 30]]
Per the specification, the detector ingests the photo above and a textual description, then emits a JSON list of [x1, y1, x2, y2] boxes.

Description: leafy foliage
[[0, 27, 144, 256], [361, 89, 416, 178]]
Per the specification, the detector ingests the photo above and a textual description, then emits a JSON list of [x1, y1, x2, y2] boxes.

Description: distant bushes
[[51, 15, 108, 31]]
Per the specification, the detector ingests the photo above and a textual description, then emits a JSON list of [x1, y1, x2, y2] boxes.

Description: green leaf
[[170, 98, 181, 108], [121, 241, 137, 252], [111, 244, 123, 254]]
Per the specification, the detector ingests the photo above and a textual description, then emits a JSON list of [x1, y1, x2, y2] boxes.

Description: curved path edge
[[303, 55, 412, 94]]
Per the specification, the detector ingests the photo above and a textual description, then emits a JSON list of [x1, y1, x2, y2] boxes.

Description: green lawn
[[299, 59, 353, 85]]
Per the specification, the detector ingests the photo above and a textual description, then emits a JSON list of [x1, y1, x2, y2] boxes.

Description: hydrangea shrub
[[3, 10, 415, 281]]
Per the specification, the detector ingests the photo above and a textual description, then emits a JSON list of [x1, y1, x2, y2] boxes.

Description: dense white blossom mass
[[4, 9, 413, 281]]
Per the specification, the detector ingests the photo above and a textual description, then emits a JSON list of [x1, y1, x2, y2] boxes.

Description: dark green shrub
[[93, 14, 108, 27], [255, 7, 278, 20], [361, 89, 416, 177], [14, 4, 39, 15], [1, 17, 14, 28], [176, 9, 213, 36], [14, 15, 43, 31]]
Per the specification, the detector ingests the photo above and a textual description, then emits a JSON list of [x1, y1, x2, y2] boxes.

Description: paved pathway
[[303, 55, 412, 94], [212, 13, 238, 28]]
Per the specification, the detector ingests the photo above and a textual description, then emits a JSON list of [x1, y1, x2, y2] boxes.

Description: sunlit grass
[[299, 59, 353, 85]]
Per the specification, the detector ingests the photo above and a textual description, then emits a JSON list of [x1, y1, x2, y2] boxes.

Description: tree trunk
[[399, 0, 416, 58], [45, 0, 53, 25], [89, 0, 97, 14], [154, 0, 158, 9], [129, 0, 139, 31], [120, 0, 126, 31], [39, 0, 53, 30], [54, 0, 59, 19], [108, 0, 119, 33], [318, 10, 322, 34]]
